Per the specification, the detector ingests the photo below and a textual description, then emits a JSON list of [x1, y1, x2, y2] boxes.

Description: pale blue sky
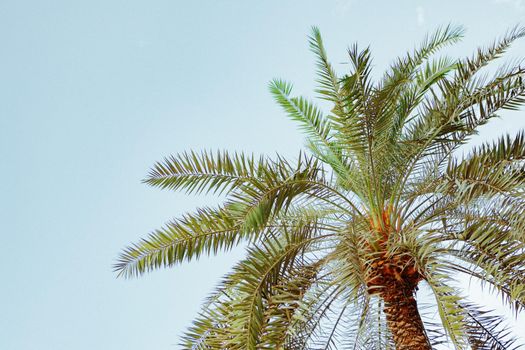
[[1, 1, 525, 349]]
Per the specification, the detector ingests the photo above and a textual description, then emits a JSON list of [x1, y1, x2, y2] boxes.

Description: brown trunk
[[365, 251, 431, 349], [364, 207, 431, 349], [382, 286, 432, 350]]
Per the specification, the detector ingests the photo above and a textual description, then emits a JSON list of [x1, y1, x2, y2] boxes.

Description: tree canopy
[[116, 25, 525, 349]]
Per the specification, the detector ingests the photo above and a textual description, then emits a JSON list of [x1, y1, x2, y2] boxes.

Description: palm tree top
[[116, 25, 525, 349]]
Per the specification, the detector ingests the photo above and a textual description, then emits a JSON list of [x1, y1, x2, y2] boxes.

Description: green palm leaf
[[114, 206, 246, 278]]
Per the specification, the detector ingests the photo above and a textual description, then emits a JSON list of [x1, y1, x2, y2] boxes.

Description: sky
[[1, 1, 525, 349]]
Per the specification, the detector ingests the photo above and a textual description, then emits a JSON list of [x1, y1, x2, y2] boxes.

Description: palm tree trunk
[[382, 286, 432, 350]]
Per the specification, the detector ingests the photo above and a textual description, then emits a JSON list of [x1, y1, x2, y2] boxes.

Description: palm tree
[[115, 25, 525, 349]]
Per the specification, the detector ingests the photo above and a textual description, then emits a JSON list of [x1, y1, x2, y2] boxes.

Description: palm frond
[[114, 206, 247, 278], [439, 132, 525, 202], [144, 150, 267, 195], [425, 275, 468, 348], [309, 26, 343, 108], [454, 26, 525, 87], [269, 79, 332, 147], [217, 225, 331, 349], [446, 220, 525, 313], [462, 302, 522, 350]]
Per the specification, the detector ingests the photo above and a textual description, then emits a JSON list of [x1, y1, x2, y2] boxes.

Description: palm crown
[[116, 25, 525, 349]]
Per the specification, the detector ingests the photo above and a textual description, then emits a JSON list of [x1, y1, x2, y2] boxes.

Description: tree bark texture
[[365, 251, 431, 349], [382, 286, 432, 350]]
